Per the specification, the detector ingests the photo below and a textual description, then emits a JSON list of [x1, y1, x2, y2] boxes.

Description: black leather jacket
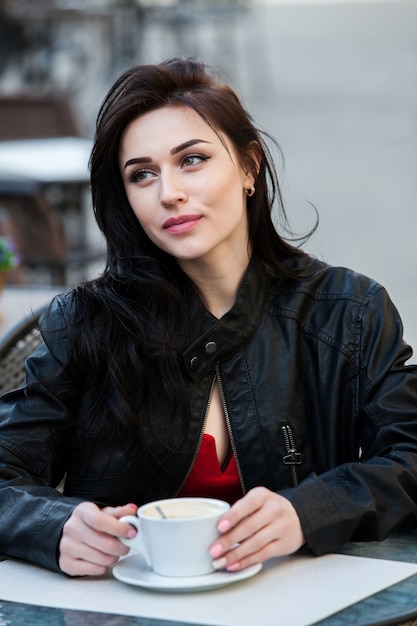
[[1, 257, 417, 573]]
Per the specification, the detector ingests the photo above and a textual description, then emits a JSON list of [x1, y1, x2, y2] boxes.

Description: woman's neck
[[179, 252, 251, 319]]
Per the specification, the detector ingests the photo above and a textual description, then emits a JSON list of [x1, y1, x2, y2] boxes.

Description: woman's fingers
[[210, 486, 305, 572], [59, 533, 122, 576], [102, 503, 138, 520], [59, 501, 138, 577]]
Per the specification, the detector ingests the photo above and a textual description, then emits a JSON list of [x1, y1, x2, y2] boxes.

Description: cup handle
[[119, 515, 151, 567]]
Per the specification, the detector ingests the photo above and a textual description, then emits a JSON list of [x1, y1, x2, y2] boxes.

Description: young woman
[[0, 57, 416, 577]]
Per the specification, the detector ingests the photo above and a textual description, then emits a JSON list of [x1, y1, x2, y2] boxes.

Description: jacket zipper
[[216, 363, 246, 494], [176, 365, 246, 495], [175, 375, 216, 495], [281, 423, 302, 487]]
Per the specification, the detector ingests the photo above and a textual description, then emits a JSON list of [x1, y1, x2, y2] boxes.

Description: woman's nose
[[160, 171, 187, 207]]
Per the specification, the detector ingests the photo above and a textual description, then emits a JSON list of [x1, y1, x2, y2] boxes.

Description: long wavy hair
[[70, 57, 311, 458]]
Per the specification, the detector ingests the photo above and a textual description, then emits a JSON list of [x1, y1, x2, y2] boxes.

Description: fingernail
[[212, 557, 227, 570], [218, 519, 231, 533], [227, 562, 240, 572], [127, 503, 138, 510], [209, 544, 223, 558], [127, 529, 137, 538]]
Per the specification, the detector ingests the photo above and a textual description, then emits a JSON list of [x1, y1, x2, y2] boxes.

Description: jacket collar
[[183, 259, 272, 382]]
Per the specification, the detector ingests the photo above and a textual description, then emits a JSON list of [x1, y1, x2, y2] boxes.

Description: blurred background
[[0, 0, 416, 350]]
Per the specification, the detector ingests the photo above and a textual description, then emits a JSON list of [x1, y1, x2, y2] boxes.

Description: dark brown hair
[[74, 58, 311, 458], [90, 56, 307, 274]]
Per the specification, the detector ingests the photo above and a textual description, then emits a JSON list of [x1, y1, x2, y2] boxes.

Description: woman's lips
[[162, 215, 201, 234]]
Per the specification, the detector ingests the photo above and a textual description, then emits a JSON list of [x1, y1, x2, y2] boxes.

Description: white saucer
[[112, 553, 262, 593]]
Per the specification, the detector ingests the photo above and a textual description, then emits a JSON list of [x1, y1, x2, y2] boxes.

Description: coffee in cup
[[142, 499, 224, 519]]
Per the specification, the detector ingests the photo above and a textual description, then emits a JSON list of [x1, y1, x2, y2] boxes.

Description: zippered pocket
[[281, 423, 302, 487]]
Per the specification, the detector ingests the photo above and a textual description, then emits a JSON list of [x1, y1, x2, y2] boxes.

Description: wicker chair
[[0, 304, 46, 396]]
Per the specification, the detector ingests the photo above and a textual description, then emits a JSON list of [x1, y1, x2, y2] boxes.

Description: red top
[[179, 434, 243, 505]]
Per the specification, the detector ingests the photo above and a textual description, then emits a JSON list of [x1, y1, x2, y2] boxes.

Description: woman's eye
[[181, 154, 209, 168], [128, 169, 154, 183]]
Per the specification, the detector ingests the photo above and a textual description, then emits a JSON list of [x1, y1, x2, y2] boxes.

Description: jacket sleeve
[[282, 284, 417, 554], [0, 295, 84, 572]]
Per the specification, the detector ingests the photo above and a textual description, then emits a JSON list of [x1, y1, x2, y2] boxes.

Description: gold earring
[[246, 185, 255, 197]]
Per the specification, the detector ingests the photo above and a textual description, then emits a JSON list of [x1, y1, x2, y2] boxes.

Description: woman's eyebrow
[[124, 156, 151, 169], [123, 139, 211, 169], [170, 139, 210, 155]]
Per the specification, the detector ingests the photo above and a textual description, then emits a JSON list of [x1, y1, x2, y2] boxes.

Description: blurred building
[[0, 0, 248, 135]]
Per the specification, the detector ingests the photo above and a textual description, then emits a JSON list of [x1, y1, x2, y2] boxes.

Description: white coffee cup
[[120, 497, 230, 577]]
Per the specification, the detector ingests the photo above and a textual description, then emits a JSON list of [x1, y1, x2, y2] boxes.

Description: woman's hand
[[59, 502, 138, 577], [209, 486, 305, 572]]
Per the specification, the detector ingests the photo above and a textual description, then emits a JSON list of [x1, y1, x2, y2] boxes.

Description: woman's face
[[119, 105, 255, 270]]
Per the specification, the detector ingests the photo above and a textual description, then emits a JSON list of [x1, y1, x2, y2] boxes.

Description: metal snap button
[[190, 356, 199, 370], [205, 341, 217, 355]]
